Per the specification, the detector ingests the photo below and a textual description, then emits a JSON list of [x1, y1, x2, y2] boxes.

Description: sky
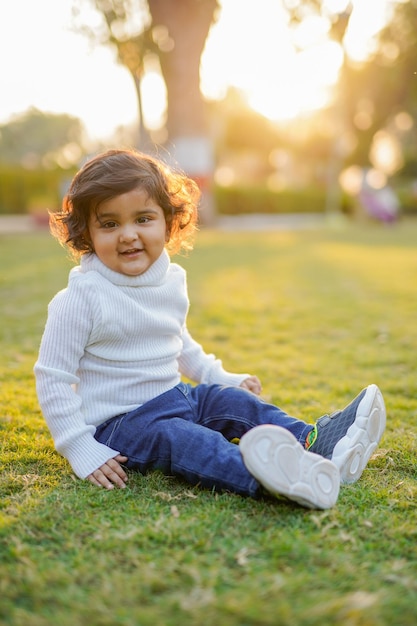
[[0, 0, 393, 141]]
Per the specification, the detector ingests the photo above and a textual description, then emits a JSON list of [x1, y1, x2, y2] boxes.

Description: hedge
[[0, 170, 334, 217], [214, 185, 347, 215], [1, 166, 416, 218], [0, 166, 74, 215], [215, 184, 417, 216]]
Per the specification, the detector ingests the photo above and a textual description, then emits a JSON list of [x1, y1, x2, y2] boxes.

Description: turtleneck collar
[[74, 249, 171, 287]]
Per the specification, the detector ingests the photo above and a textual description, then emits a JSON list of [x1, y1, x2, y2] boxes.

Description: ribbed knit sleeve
[[178, 327, 250, 387], [34, 279, 121, 478]]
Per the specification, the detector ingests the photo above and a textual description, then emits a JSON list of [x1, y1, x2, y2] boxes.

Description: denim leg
[[186, 383, 312, 443], [94, 383, 312, 497]]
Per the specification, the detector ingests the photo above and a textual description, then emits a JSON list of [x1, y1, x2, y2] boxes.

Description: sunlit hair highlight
[[50, 148, 200, 258]]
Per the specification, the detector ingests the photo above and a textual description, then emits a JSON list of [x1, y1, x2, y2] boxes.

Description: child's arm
[[179, 326, 262, 391], [34, 283, 122, 480]]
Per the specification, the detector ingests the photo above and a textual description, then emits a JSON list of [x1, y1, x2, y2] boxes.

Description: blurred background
[[0, 0, 416, 225]]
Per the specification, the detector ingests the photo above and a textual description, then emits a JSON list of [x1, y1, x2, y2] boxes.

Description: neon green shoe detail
[[305, 426, 317, 450]]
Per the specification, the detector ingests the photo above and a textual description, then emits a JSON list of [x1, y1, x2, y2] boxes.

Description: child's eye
[[101, 221, 118, 229], [137, 216, 151, 224]]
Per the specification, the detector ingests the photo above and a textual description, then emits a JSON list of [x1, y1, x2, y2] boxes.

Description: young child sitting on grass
[[34, 149, 386, 510]]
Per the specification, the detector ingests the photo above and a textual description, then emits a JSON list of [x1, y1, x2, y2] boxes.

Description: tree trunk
[[129, 71, 152, 150], [147, 0, 219, 225]]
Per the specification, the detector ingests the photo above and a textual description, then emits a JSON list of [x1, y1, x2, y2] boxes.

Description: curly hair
[[50, 149, 200, 258]]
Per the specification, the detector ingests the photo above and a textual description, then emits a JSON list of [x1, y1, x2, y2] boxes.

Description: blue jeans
[[94, 383, 313, 498]]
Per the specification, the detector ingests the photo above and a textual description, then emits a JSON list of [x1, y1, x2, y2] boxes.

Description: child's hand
[[87, 454, 128, 490], [240, 376, 262, 395]]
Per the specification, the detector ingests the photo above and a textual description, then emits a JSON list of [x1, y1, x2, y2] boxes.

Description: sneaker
[[307, 384, 386, 484], [239, 425, 340, 510]]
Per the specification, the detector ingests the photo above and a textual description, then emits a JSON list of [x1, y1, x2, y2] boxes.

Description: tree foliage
[[282, 0, 353, 45], [341, 0, 417, 168], [282, 0, 417, 173], [361, 0, 417, 122], [0, 109, 85, 168], [72, 0, 219, 148]]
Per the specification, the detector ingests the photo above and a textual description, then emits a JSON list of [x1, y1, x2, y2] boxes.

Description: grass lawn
[[1, 220, 417, 625]]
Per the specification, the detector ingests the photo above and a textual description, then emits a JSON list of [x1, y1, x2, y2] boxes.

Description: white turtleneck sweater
[[34, 250, 249, 479]]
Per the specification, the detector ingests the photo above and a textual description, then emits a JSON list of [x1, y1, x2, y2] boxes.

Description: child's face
[[88, 188, 168, 276]]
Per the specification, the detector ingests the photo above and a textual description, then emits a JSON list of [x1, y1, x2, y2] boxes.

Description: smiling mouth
[[120, 248, 143, 256]]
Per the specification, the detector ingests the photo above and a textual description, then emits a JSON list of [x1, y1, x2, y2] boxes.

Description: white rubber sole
[[331, 384, 386, 484], [240, 425, 340, 510]]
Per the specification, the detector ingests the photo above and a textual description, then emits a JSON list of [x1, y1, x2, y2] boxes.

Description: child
[[34, 149, 386, 510]]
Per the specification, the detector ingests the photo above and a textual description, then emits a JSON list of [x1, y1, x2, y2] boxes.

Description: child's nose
[[119, 224, 139, 242]]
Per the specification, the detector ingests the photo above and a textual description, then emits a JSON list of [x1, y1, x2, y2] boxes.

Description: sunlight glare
[[214, 165, 236, 186], [292, 15, 329, 49], [142, 71, 167, 129], [366, 169, 387, 190], [202, 0, 347, 122], [247, 40, 343, 121], [394, 112, 414, 133], [339, 165, 363, 195], [201, 0, 294, 107], [0, 0, 393, 138], [370, 130, 404, 176], [344, 0, 393, 62], [339, 165, 389, 196], [324, 0, 351, 12]]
